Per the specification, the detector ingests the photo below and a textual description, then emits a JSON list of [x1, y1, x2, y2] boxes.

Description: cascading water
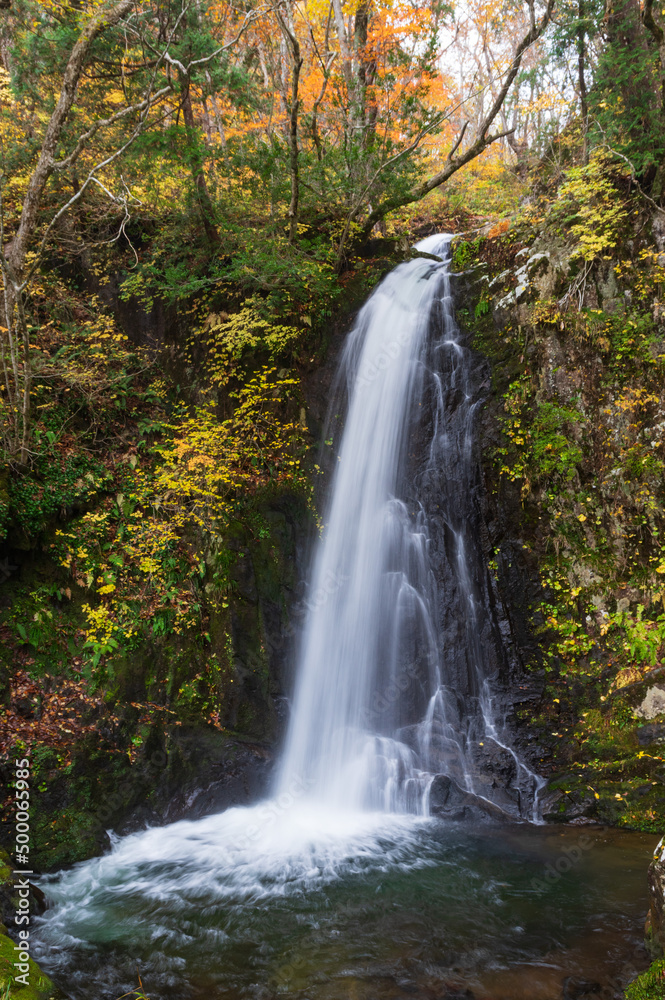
[[277, 232, 542, 820], [31, 235, 553, 1000]]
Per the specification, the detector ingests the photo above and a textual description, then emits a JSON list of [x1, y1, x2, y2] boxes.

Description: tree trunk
[[180, 78, 220, 245], [287, 47, 303, 242], [642, 0, 665, 111], [6, 0, 134, 281], [276, 8, 303, 242], [577, 0, 589, 163], [353, 0, 377, 152], [605, 0, 657, 148], [641, 0, 665, 197], [2, 0, 135, 463]]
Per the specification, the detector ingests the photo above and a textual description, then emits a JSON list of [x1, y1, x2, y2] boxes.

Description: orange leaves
[[488, 219, 511, 238], [196, 0, 454, 184]]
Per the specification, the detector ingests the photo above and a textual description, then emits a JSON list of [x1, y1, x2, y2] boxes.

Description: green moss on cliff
[[454, 172, 665, 828], [0, 221, 398, 872], [0, 931, 60, 1000], [625, 958, 665, 999]]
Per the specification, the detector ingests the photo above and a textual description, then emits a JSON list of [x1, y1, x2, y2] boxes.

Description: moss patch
[[453, 195, 665, 827], [625, 958, 665, 999], [0, 930, 61, 1000]]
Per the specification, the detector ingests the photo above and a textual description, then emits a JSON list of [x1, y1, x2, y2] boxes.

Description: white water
[[276, 232, 542, 817], [34, 236, 545, 989], [276, 234, 453, 813]]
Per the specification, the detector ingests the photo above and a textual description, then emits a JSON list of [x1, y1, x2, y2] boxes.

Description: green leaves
[[530, 402, 584, 481], [6, 454, 109, 541]]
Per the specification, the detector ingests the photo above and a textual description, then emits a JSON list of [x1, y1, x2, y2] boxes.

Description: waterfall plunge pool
[[34, 811, 653, 1000]]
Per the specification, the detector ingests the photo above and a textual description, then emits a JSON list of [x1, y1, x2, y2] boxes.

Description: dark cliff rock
[[646, 838, 665, 957]]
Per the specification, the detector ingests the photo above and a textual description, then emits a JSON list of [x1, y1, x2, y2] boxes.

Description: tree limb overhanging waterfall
[[277, 233, 544, 821]]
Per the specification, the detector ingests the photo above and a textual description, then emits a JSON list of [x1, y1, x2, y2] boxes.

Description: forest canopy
[[1, 0, 664, 436]]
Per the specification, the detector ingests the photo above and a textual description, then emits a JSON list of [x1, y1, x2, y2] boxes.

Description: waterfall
[[277, 233, 542, 820], [31, 236, 547, 996]]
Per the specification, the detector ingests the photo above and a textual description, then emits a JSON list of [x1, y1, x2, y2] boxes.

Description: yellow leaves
[[138, 557, 160, 575], [533, 302, 564, 327], [106, 89, 125, 106], [198, 301, 302, 384], [42, 293, 311, 665], [578, 514, 587, 522], [149, 378, 168, 400], [614, 387, 659, 412], [153, 366, 308, 534], [613, 667, 642, 690], [557, 151, 629, 264], [186, 455, 214, 470], [0, 66, 13, 107], [81, 602, 116, 646]]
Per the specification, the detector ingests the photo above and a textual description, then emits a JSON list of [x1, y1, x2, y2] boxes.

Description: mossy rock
[[624, 958, 665, 999], [0, 850, 11, 888], [0, 929, 67, 1000]]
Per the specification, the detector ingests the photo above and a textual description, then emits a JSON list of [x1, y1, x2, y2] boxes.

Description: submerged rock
[[561, 976, 602, 999]]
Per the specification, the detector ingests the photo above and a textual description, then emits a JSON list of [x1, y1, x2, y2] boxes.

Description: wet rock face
[[219, 496, 314, 738], [429, 773, 512, 821], [638, 724, 665, 746], [401, 282, 524, 705], [646, 838, 665, 956], [450, 220, 665, 833], [393, 269, 542, 813], [539, 785, 597, 824]]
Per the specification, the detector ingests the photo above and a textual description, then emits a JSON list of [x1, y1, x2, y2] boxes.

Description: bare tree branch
[[363, 0, 556, 233], [6, 0, 136, 281], [159, 6, 267, 76], [51, 87, 169, 172], [447, 120, 469, 161], [333, 80, 509, 268]]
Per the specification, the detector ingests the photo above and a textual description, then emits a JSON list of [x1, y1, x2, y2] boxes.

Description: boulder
[[638, 724, 665, 746], [636, 687, 665, 720]]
